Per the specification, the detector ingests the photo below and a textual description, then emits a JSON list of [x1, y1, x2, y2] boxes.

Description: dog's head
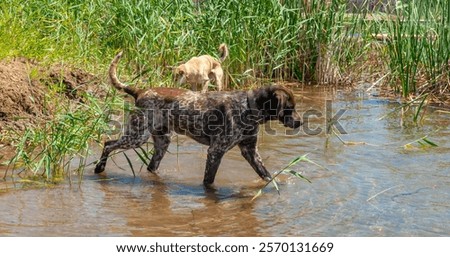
[[252, 85, 302, 129], [173, 65, 186, 85]]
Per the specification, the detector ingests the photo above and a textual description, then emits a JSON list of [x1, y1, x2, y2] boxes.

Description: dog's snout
[[283, 111, 302, 129], [292, 119, 302, 128], [293, 111, 302, 128]]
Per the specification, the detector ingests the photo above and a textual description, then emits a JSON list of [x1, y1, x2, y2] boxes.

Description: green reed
[[1, 0, 448, 93], [375, 0, 450, 96], [420, 0, 450, 94], [7, 89, 121, 181], [252, 154, 325, 201], [0, 0, 366, 86]]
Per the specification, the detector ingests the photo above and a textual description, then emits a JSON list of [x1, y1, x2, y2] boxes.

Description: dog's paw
[[94, 164, 105, 174], [263, 176, 272, 182], [147, 164, 157, 173], [203, 182, 217, 192]]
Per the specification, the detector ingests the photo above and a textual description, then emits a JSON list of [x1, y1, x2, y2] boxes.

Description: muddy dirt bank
[[0, 58, 102, 134]]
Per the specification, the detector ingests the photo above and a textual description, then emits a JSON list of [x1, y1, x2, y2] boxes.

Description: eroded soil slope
[[0, 58, 101, 133]]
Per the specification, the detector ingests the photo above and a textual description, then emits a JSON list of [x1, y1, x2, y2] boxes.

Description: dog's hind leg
[[238, 138, 272, 181], [147, 134, 171, 172], [94, 133, 151, 173], [95, 111, 150, 173], [212, 69, 224, 91], [216, 76, 223, 91], [95, 139, 118, 173]]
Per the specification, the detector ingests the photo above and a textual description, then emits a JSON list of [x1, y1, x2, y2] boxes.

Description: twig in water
[[367, 185, 402, 202], [365, 72, 390, 93]]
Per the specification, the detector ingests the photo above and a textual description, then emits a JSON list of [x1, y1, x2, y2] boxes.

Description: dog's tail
[[218, 43, 228, 63], [109, 51, 140, 99]]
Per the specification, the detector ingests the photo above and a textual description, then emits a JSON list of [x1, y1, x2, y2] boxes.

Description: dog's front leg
[[238, 137, 272, 181], [203, 145, 226, 187], [201, 80, 209, 93]]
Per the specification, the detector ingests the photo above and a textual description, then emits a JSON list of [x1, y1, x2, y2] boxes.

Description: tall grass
[[376, 0, 450, 96], [7, 90, 122, 181], [0, 0, 368, 86], [1, 0, 449, 94]]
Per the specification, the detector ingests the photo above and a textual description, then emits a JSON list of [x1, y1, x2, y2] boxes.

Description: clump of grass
[[6, 90, 121, 182], [374, 0, 450, 97], [403, 135, 438, 150], [252, 154, 324, 201], [122, 146, 155, 177]]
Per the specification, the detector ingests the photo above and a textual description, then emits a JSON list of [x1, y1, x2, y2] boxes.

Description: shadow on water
[[1, 86, 449, 236], [80, 170, 267, 236]]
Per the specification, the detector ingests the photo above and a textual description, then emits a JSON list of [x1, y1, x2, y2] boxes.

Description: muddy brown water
[[1, 87, 449, 236]]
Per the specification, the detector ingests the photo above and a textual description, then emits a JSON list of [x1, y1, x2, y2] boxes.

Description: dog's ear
[[274, 89, 288, 117]]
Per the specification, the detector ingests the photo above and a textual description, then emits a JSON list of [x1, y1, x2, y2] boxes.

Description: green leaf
[[272, 179, 280, 195], [413, 94, 428, 123], [138, 146, 153, 160], [251, 189, 263, 201], [422, 138, 438, 147], [252, 154, 321, 200], [133, 148, 149, 166], [123, 152, 136, 177], [287, 154, 308, 167], [282, 169, 312, 183]]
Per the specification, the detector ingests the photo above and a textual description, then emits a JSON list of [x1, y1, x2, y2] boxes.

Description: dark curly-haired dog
[[95, 52, 302, 187]]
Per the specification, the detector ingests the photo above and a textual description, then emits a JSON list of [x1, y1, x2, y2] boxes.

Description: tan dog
[[174, 43, 228, 93]]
